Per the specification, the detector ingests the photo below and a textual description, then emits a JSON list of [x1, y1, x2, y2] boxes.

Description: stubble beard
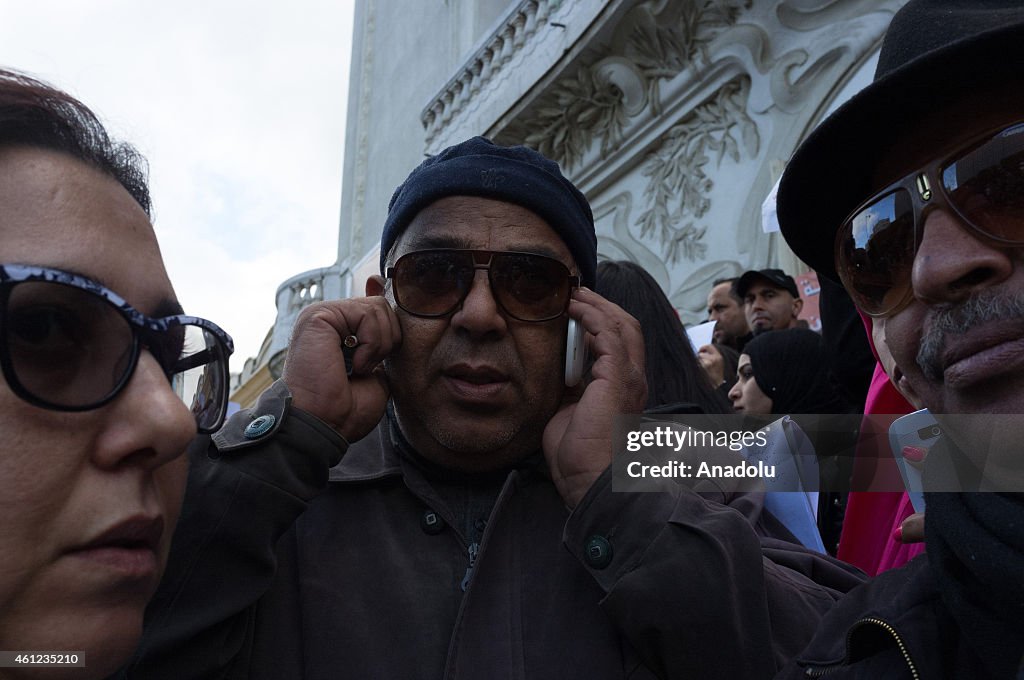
[[384, 354, 563, 470]]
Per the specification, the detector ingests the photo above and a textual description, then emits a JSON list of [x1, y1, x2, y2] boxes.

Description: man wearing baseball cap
[[734, 268, 804, 335], [775, 0, 1024, 677]]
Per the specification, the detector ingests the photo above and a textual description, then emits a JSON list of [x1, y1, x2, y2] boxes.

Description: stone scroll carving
[[518, 0, 752, 171]]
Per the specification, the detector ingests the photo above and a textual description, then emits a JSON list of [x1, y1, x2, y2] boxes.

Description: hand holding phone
[[543, 288, 647, 508]]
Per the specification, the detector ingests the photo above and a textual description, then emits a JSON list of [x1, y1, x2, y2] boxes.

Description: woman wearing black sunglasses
[[0, 69, 232, 678]]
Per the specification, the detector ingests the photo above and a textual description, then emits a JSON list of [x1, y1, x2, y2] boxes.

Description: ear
[[792, 297, 804, 317], [366, 275, 386, 297]]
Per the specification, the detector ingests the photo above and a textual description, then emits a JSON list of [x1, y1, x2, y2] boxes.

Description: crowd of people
[[2, 0, 1023, 677]]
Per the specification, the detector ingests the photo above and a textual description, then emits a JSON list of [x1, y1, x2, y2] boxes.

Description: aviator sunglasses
[[386, 249, 579, 322], [0, 264, 234, 434], [836, 120, 1024, 317]]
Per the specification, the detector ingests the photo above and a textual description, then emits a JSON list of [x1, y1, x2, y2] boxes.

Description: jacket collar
[[328, 419, 402, 483]]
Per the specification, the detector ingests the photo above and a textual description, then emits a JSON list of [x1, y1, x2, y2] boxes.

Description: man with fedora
[[775, 0, 1024, 676], [734, 268, 804, 335], [126, 137, 861, 679]]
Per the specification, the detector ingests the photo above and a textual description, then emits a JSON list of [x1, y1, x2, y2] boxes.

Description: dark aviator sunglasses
[[837, 120, 1024, 317], [386, 249, 579, 322]]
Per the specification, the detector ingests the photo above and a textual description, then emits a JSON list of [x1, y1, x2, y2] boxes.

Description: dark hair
[[595, 260, 731, 414], [711, 276, 741, 303], [0, 68, 151, 216]]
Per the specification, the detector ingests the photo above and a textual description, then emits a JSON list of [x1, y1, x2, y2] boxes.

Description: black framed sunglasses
[[0, 264, 234, 434], [836, 120, 1024, 317], [386, 249, 579, 322]]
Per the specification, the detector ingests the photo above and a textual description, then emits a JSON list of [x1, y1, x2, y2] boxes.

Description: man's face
[[871, 89, 1024, 419], [0, 147, 193, 674], [743, 280, 802, 334], [707, 282, 748, 344], [375, 196, 575, 472]]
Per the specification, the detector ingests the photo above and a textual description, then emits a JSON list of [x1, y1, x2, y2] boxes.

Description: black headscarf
[[743, 328, 850, 415]]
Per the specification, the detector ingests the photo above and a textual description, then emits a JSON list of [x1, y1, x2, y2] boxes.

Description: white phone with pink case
[[887, 409, 940, 512]]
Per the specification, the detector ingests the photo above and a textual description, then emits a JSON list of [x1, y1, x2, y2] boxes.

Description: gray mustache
[[917, 289, 1024, 380]]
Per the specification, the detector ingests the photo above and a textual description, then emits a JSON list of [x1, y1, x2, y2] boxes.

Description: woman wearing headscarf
[[729, 328, 855, 554], [732, 329, 850, 416]]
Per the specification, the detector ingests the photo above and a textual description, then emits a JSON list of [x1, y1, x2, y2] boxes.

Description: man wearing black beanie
[[128, 137, 861, 679]]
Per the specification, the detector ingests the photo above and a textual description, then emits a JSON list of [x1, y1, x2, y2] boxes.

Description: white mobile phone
[[887, 408, 940, 512], [564, 317, 586, 387]]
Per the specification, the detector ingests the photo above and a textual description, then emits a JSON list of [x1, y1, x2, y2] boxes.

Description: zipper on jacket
[[459, 542, 479, 592], [803, 617, 920, 679], [854, 617, 919, 680]]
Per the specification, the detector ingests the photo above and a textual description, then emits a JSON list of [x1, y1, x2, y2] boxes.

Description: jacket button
[[243, 414, 276, 439], [584, 535, 613, 569], [421, 510, 446, 535]]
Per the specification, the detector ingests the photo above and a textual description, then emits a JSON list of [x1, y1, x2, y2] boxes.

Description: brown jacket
[[125, 382, 863, 680]]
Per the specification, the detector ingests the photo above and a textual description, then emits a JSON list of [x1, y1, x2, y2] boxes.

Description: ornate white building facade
[[231, 0, 905, 404]]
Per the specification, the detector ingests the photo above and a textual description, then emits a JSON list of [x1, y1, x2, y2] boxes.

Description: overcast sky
[[1, 0, 355, 374]]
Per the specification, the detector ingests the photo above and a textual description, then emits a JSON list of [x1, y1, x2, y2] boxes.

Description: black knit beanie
[[744, 328, 850, 415], [379, 136, 597, 287]]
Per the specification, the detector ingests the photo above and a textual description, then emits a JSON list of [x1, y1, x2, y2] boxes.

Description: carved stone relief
[[522, 61, 633, 171], [593, 191, 669, 284], [636, 77, 759, 265], [514, 0, 752, 171]]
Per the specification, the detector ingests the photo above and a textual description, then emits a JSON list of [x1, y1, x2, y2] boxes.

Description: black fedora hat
[[777, 0, 1024, 283]]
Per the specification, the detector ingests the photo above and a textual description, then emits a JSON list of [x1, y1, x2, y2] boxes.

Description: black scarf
[[926, 492, 1024, 678]]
